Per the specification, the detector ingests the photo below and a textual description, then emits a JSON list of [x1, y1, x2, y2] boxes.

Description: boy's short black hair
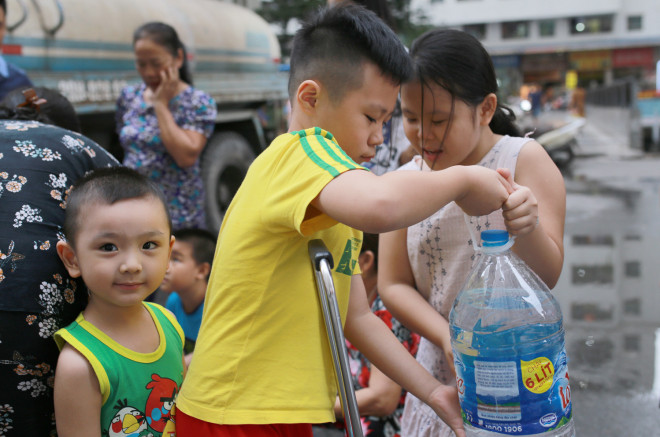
[[288, 3, 411, 103], [63, 167, 171, 246], [173, 228, 216, 268]]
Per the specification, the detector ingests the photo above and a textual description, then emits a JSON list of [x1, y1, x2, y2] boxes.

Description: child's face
[[61, 196, 174, 308], [401, 81, 486, 170], [160, 240, 203, 294], [315, 62, 399, 164]]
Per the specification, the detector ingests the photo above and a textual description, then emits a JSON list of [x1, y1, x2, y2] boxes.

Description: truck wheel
[[201, 132, 255, 232]]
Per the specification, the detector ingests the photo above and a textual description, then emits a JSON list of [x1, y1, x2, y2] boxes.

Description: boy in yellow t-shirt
[[176, 4, 521, 437]]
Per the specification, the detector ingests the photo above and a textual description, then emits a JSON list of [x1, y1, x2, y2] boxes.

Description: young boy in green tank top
[[53, 167, 185, 437]]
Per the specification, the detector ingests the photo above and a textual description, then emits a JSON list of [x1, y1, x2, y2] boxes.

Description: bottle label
[[454, 337, 572, 435]]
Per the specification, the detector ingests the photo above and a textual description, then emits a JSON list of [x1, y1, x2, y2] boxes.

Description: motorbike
[[515, 99, 586, 168], [531, 116, 586, 167]]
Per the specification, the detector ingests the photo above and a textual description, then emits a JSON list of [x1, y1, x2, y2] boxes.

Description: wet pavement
[[553, 132, 660, 435]]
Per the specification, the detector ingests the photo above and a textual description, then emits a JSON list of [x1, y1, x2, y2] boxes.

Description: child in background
[[53, 167, 185, 437], [378, 28, 566, 437], [160, 228, 216, 365], [176, 5, 519, 437]]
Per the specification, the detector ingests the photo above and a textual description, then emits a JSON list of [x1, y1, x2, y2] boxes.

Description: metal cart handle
[[308, 239, 363, 437]]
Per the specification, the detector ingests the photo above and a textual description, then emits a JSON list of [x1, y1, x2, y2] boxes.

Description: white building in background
[[412, 0, 660, 96]]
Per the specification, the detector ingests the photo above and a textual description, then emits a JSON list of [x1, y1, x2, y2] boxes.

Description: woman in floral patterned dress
[[116, 22, 217, 231], [0, 89, 118, 436]]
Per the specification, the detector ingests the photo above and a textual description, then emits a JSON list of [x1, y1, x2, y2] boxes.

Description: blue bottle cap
[[481, 230, 510, 247]]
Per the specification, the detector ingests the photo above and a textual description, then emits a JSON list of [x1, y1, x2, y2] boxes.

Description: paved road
[[575, 118, 643, 159], [556, 132, 660, 436]]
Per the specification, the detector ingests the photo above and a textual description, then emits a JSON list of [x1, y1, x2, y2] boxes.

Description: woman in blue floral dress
[[116, 22, 217, 230], [0, 89, 119, 436]]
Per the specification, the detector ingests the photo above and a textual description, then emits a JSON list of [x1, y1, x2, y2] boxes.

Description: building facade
[[414, 0, 660, 97]]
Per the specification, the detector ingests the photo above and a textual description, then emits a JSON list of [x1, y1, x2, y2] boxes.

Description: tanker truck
[[3, 0, 289, 231]]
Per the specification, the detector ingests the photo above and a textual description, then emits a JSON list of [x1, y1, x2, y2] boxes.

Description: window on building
[[572, 264, 613, 284], [617, 378, 637, 389], [572, 235, 614, 246], [624, 334, 641, 352], [624, 261, 641, 277], [569, 337, 613, 366], [570, 303, 613, 322], [570, 15, 614, 35], [627, 15, 642, 31], [623, 298, 641, 315], [539, 20, 555, 37], [502, 21, 529, 39], [464, 23, 486, 40]]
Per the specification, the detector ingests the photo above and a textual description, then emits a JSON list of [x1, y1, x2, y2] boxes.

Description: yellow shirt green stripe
[[296, 128, 361, 177]]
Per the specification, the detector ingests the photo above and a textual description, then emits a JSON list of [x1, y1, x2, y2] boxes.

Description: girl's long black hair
[[409, 28, 520, 138]]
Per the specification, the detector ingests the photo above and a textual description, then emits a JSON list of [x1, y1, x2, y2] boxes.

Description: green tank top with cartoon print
[[54, 302, 184, 437]]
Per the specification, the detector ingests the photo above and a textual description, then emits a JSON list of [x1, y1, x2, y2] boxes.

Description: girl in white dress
[[378, 29, 567, 437]]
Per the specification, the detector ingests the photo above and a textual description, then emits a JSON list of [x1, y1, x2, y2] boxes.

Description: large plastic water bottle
[[449, 230, 574, 436]]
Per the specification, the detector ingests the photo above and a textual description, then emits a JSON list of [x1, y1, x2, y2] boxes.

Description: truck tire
[[201, 131, 256, 232]]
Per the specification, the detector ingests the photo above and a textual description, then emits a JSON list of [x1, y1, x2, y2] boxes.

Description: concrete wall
[[585, 105, 642, 151]]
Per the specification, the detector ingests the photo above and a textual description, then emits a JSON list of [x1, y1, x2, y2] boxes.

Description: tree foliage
[[258, 0, 325, 35], [389, 0, 434, 46], [257, 0, 434, 57]]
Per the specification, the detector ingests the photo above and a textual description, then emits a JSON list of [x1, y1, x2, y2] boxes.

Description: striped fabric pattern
[[294, 127, 362, 177]]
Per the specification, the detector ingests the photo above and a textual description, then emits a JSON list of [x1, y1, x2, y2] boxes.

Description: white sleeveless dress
[[398, 136, 531, 437]]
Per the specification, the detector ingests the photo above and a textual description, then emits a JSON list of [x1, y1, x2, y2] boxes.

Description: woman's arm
[[378, 229, 454, 373], [54, 344, 102, 437], [153, 102, 207, 168], [152, 66, 209, 169], [502, 141, 566, 288]]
